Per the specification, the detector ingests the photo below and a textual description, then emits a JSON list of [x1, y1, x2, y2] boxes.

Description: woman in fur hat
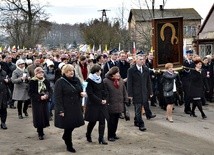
[[28, 67, 52, 140]]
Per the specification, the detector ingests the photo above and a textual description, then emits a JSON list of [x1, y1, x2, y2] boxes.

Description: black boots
[[1, 123, 7, 130], [66, 145, 76, 153], [98, 136, 108, 145], [86, 133, 92, 142], [62, 133, 76, 153], [37, 128, 44, 140]]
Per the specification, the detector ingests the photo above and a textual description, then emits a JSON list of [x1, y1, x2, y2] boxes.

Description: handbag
[[163, 82, 173, 92], [163, 90, 174, 97]]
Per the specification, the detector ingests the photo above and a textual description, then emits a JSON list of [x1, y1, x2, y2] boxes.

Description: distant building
[[197, 4, 214, 57], [128, 8, 202, 53]]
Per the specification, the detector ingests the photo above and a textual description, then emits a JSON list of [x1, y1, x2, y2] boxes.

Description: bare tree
[[116, 2, 131, 51], [43, 23, 83, 49], [0, 0, 50, 49], [129, 0, 168, 52]]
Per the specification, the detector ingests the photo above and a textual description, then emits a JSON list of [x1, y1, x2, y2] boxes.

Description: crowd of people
[[0, 48, 213, 153]]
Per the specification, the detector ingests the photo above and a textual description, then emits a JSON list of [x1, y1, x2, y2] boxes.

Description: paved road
[[0, 102, 214, 155]]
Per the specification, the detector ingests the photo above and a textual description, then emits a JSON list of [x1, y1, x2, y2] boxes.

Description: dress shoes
[[184, 111, 191, 114], [139, 126, 147, 131], [38, 136, 44, 140], [98, 138, 108, 145], [202, 115, 207, 119], [147, 114, 156, 120], [24, 112, 29, 117], [114, 136, 120, 140], [1, 123, 7, 130], [9, 105, 16, 109], [134, 122, 139, 127], [190, 113, 197, 117], [166, 117, 173, 123], [67, 146, 76, 153], [19, 115, 24, 119], [108, 137, 115, 142]]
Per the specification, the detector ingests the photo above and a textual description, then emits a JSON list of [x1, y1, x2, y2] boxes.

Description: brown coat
[[103, 75, 128, 114]]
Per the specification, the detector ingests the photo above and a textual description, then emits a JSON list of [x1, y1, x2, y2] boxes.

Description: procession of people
[[0, 47, 213, 153]]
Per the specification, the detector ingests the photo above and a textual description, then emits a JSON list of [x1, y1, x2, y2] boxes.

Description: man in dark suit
[[146, 52, 158, 107], [118, 51, 131, 120], [127, 52, 156, 132], [118, 51, 130, 83], [103, 48, 119, 76], [181, 50, 195, 114]]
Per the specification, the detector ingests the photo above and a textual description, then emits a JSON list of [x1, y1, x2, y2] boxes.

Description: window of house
[[186, 26, 192, 37], [191, 26, 196, 37], [199, 44, 213, 58]]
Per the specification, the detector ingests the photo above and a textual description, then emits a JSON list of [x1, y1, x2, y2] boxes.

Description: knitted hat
[[25, 59, 33, 65], [58, 62, 65, 69], [16, 59, 25, 66], [46, 60, 54, 67]]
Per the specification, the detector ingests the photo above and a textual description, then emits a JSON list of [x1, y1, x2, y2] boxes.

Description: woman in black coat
[[54, 64, 85, 153], [188, 59, 209, 119], [85, 64, 108, 145], [0, 64, 9, 129], [28, 67, 52, 140]]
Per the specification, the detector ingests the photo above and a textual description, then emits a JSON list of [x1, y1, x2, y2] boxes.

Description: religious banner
[[152, 17, 183, 69]]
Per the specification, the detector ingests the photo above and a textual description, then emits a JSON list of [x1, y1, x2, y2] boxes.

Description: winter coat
[[0, 69, 9, 109], [44, 67, 56, 91], [75, 63, 90, 83], [54, 76, 85, 129], [187, 69, 209, 99], [103, 74, 128, 114], [84, 78, 109, 122], [28, 79, 52, 128], [27, 64, 37, 78], [161, 71, 181, 97], [127, 65, 153, 104], [118, 60, 130, 79], [11, 68, 30, 101]]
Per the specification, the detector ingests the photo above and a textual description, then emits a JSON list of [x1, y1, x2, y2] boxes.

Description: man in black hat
[[136, 50, 145, 56], [181, 50, 195, 114], [103, 48, 119, 76]]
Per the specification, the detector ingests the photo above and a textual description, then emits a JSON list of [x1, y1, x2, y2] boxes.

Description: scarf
[[79, 62, 88, 80], [17, 66, 25, 72], [32, 76, 46, 94], [88, 73, 102, 84], [111, 77, 119, 89]]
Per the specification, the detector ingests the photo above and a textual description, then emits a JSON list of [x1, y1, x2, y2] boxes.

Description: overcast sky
[[43, 0, 213, 24]]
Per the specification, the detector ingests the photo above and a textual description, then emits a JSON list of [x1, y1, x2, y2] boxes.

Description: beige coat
[[75, 63, 91, 83]]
